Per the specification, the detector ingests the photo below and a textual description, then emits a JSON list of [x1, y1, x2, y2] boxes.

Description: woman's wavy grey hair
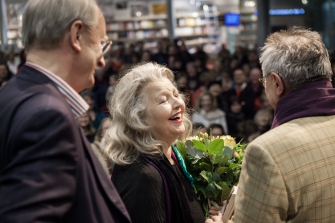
[[104, 62, 193, 165], [22, 0, 99, 51], [260, 26, 332, 88]]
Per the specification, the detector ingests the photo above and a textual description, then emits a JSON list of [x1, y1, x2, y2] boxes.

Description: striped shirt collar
[[25, 61, 89, 118]]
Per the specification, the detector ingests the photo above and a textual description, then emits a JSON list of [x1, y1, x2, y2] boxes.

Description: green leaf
[[216, 182, 231, 201], [203, 201, 209, 219], [216, 167, 230, 175], [210, 200, 220, 209], [199, 162, 212, 172], [213, 182, 222, 190], [223, 146, 233, 159], [200, 170, 212, 183], [208, 139, 224, 155], [234, 142, 247, 151], [229, 163, 242, 169], [186, 141, 204, 159], [212, 172, 221, 183], [211, 151, 224, 164], [219, 154, 229, 167], [205, 183, 219, 199], [195, 185, 207, 197], [192, 140, 207, 152], [185, 140, 193, 149]]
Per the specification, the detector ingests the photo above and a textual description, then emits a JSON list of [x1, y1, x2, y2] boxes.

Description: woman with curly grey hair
[[104, 62, 205, 223]]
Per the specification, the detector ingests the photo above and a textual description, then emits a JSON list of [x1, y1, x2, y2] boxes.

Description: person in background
[[0, 60, 13, 87], [247, 108, 273, 142], [192, 122, 207, 136], [105, 62, 205, 223], [232, 27, 335, 222], [141, 50, 152, 62], [179, 41, 194, 66], [192, 92, 228, 134], [247, 49, 261, 69], [77, 112, 96, 143], [7, 51, 19, 75], [106, 74, 117, 101], [227, 68, 255, 119], [108, 47, 125, 74], [0, 0, 131, 222], [207, 123, 225, 138], [226, 96, 245, 139], [152, 41, 168, 65], [248, 67, 264, 112], [175, 72, 191, 107], [81, 90, 106, 129], [92, 67, 109, 110], [186, 62, 201, 96], [91, 117, 113, 176], [207, 80, 225, 112], [232, 46, 248, 67]]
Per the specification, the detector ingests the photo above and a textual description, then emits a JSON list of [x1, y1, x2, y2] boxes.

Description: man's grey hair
[[22, 0, 99, 51], [260, 26, 332, 88]]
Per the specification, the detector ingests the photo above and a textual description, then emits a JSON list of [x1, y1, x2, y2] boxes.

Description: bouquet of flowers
[[175, 132, 247, 217]]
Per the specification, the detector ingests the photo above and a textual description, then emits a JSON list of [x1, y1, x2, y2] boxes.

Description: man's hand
[[205, 212, 223, 223], [209, 205, 222, 217]]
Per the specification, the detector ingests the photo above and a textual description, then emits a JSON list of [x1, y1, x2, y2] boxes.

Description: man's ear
[[271, 72, 285, 97], [69, 20, 83, 53]]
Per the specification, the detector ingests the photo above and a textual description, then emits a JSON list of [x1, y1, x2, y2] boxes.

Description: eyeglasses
[[258, 71, 282, 87], [101, 41, 112, 55]]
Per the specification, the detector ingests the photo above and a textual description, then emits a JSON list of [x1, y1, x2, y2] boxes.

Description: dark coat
[[0, 65, 131, 223]]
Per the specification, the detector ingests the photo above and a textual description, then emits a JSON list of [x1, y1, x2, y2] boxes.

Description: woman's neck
[[163, 145, 174, 165]]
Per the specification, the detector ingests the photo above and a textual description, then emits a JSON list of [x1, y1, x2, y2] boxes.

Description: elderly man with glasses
[[0, 0, 130, 223], [229, 27, 335, 223], [228, 27, 335, 223]]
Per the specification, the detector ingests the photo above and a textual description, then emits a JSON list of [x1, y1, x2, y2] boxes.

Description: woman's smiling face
[[143, 77, 186, 145]]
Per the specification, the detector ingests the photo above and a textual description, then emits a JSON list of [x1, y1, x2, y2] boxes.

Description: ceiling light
[[244, 1, 255, 7], [192, 12, 199, 17], [203, 5, 209, 11], [136, 11, 142, 17], [301, 0, 308, 4]]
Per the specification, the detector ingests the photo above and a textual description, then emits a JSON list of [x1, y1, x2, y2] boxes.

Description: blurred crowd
[[2, 39, 335, 147]]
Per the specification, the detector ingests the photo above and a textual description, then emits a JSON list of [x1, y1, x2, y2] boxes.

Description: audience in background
[[3, 38, 315, 145], [192, 92, 228, 135], [226, 96, 245, 139], [192, 122, 207, 136], [247, 108, 273, 142], [227, 68, 255, 119], [0, 60, 13, 87], [77, 112, 96, 143], [106, 74, 117, 102], [7, 51, 18, 75], [207, 123, 225, 138], [81, 90, 106, 129]]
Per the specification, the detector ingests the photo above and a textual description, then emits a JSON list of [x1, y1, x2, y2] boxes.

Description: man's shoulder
[[1, 75, 68, 112], [0, 78, 75, 134], [250, 115, 335, 152]]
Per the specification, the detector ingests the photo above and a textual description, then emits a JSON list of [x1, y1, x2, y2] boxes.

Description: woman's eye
[[160, 99, 167, 104]]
